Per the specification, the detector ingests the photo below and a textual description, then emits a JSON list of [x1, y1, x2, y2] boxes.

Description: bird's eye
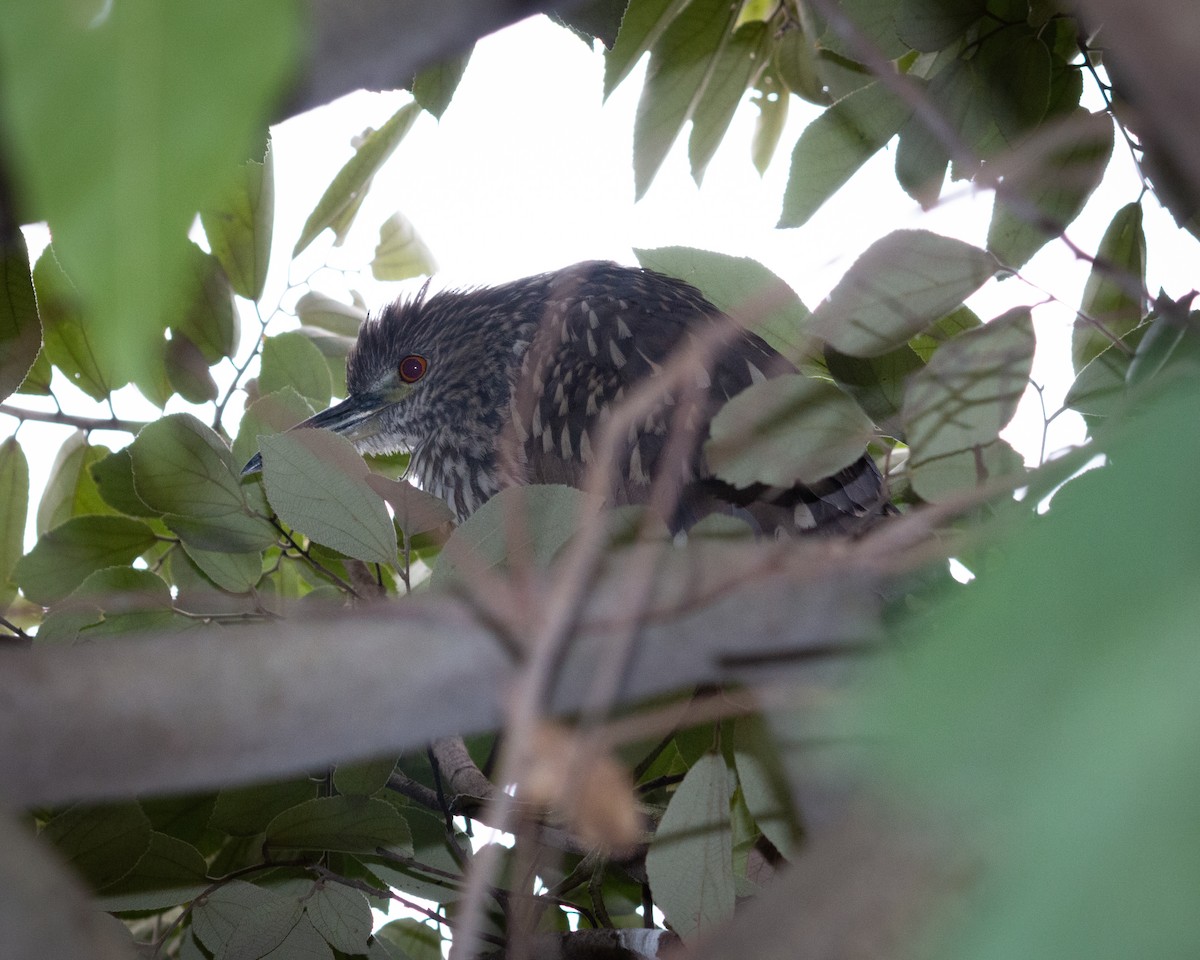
[[399, 354, 428, 383]]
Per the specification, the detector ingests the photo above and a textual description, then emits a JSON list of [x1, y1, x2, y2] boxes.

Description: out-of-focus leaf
[[210, 778, 319, 837], [173, 244, 238, 365], [14, 515, 158, 605], [909, 305, 983, 362], [604, 0, 690, 98], [40, 803, 152, 891], [371, 212, 437, 282], [296, 327, 354, 397], [0, 438, 29, 605], [295, 291, 368, 338], [165, 334, 219, 405], [778, 81, 912, 228], [200, 142, 274, 301], [978, 31, 1051, 143], [264, 797, 412, 855], [34, 247, 119, 401], [645, 753, 734, 938], [632, 0, 739, 199], [688, 20, 769, 187], [706, 374, 876, 486], [634, 247, 814, 366], [811, 0, 908, 61], [259, 331, 332, 408], [375, 918, 444, 960], [732, 716, 800, 859], [750, 76, 789, 174], [987, 109, 1114, 269], [259, 429, 398, 565], [0, 231, 42, 403], [773, 25, 828, 106], [412, 48, 473, 120], [1064, 327, 1144, 420], [1073, 202, 1146, 372], [903, 307, 1036, 463], [90, 448, 161, 518], [896, 0, 987, 51], [306, 882, 373, 954], [867, 383, 1200, 960], [909, 436, 1025, 501], [0, 0, 297, 390], [1125, 295, 1199, 388], [37, 434, 115, 534], [365, 476, 454, 538], [294, 102, 422, 256], [95, 833, 209, 913], [431, 485, 594, 588], [812, 231, 997, 356]]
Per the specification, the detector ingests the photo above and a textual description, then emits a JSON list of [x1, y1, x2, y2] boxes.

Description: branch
[[0, 536, 888, 808], [0, 403, 150, 435]]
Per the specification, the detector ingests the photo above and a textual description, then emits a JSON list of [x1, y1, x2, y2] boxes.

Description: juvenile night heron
[[245, 261, 890, 534]]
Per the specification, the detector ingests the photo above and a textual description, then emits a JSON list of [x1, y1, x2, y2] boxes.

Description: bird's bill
[[240, 393, 389, 475]]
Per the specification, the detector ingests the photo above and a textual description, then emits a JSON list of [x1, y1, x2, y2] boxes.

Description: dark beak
[[241, 393, 390, 475]]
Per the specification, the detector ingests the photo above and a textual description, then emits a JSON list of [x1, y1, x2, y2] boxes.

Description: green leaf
[[412, 47, 473, 119], [233, 386, 317, 469], [896, 0, 987, 51], [777, 80, 912, 228], [179, 541, 264, 593], [259, 331, 333, 408], [706, 374, 877, 487], [0, 437, 29, 604], [173, 243, 239, 365], [909, 436, 1025, 501], [333, 756, 399, 797], [165, 334, 219, 405], [265, 796, 413, 855], [192, 880, 290, 956], [95, 832, 210, 913], [371, 212, 437, 282], [294, 102, 422, 256], [37, 432, 115, 534], [772, 24, 829, 106], [1073, 202, 1146, 372], [365, 476, 454, 538], [90, 448, 162, 518], [40, 803, 153, 891], [0, 230, 42, 403], [688, 20, 769, 186], [633, 247, 814, 365], [14, 515, 158, 605], [645, 753, 734, 938], [895, 92, 950, 208], [902, 307, 1036, 464], [432, 485, 593, 588], [296, 327, 355, 398], [200, 142, 274, 301], [210, 778, 319, 838], [1064, 327, 1145, 420], [259, 429, 398, 564], [0, 0, 298, 390], [812, 230, 998, 356], [812, 0, 909, 61], [130, 414, 249, 519], [909, 305, 983, 362], [306, 882, 373, 954], [632, 0, 739, 199], [16, 347, 52, 396], [732, 716, 800, 858], [375, 918, 444, 960], [825, 343, 926, 431], [295, 291, 368, 338], [33, 246, 120, 401], [987, 109, 1114, 269], [750, 76, 790, 174], [604, 0, 690, 99]]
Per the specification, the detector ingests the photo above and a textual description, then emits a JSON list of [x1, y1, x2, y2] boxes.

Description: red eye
[[399, 354, 428, 383]]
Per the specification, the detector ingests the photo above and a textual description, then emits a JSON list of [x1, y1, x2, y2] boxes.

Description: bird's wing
[[503, 263, 888, 532]]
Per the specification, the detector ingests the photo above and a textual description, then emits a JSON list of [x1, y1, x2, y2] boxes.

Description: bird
[[244, 261, 891, 535]]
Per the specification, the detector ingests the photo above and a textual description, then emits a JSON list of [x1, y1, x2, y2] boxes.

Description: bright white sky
[[12, 12, 1200, 541]]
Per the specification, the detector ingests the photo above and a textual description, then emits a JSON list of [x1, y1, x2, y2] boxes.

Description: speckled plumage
[[319, 261, 890, 532]]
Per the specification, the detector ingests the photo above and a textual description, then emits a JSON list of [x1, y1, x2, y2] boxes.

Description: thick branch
[[0, 538, 884, 808]]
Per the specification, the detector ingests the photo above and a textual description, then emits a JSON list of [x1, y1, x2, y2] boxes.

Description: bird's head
[[242, 280, 542, 476]]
